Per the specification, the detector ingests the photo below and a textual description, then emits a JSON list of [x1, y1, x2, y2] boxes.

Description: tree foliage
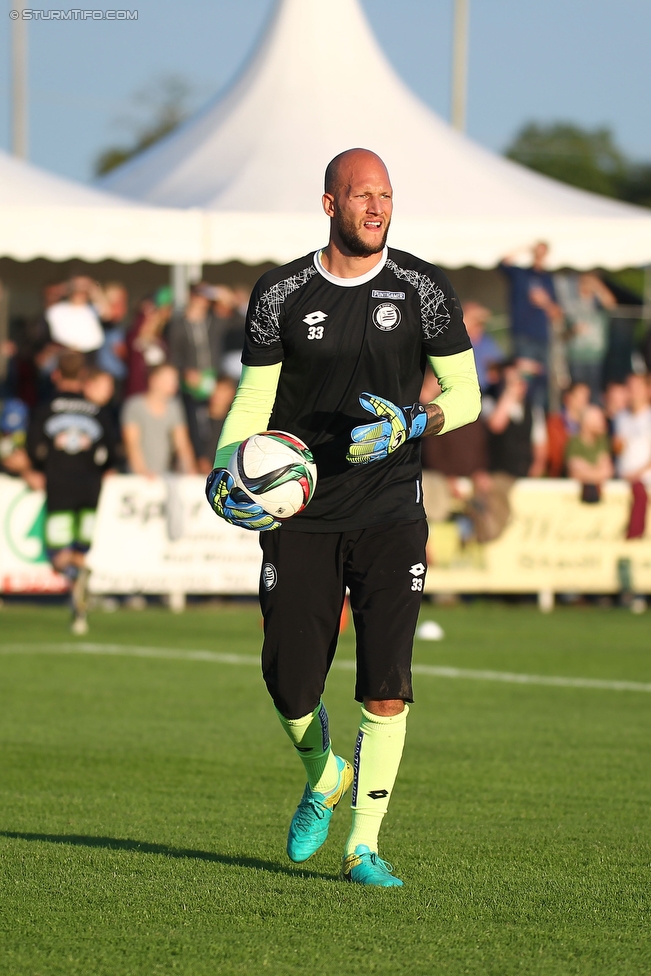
[[94, 75, 195, 177], [505, 122, 651, 208]]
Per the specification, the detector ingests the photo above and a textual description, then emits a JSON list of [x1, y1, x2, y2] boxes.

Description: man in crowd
[[27, 351, 118, 633], [483, 361, 548, 479], [43, 277, 105, 356], [613, 373, 651, 538], [499, 242, 562, 408], [565, 404, 613, 504], [206, 148, 480, 886], [546, 381, 590, 477], [121, 362, 196, 478], [96, 282, 129, 399], [168, 284, 228, 471], [463, 301, 504, 392], [0, 397, 42, 488]]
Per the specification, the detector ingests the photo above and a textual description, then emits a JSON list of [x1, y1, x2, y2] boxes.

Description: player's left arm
[[423, 348, 481, 436]]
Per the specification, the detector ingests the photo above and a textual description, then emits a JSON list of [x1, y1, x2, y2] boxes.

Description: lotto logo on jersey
[[372, 302, 401, 332], [303, 310, 328, 326]]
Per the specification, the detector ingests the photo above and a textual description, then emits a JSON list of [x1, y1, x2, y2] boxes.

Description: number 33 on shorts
[[409, 561, 426, 591]]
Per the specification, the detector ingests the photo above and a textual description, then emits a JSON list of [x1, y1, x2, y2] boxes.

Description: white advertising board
[[88, 475, 262, 594], [5, 473, 649, 597]]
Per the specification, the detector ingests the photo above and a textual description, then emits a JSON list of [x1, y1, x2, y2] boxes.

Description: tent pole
[[0, 283, 8, 385], [11, 0, 28, 159], [450, 0, 469, 132], [171, 264, 202, 310], [171, 265, 188, 310]]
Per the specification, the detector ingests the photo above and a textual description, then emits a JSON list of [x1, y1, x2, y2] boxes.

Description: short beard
[[335, 211, 390, 257]]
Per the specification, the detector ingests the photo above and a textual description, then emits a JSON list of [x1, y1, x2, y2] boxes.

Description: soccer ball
[[228, 430, 317, 519]]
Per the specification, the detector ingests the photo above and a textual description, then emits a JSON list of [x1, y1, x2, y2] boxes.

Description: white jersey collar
[[314, 247, 388, 287]]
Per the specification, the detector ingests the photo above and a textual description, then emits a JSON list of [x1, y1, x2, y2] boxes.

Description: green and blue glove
[[347, 392, 428, 465], [205, 467, 280, 531]]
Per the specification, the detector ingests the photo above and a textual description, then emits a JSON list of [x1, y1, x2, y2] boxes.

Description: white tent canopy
[[0, 150, 204, 265], [100, 0, 651, 270]]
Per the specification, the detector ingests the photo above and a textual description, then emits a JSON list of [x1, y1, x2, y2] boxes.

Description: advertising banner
[[426, 479, 651, 594], [0, 475, 67, 593], [4, 474, 650, 597], [88, 474, 262, 594]]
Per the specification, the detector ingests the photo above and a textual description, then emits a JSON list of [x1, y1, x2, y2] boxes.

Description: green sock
[[345, 704, 409, 856], [276, 701, 340, 794]]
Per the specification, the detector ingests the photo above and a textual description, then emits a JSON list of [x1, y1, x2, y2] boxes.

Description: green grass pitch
[[0, 602, 650, 975]]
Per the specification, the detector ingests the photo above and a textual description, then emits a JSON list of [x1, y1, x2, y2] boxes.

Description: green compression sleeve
[[213, 363, 282, 468], [427, 348, 481, 435]]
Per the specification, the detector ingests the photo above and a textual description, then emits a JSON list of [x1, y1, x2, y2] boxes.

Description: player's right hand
[[205, 468, 281, 531]]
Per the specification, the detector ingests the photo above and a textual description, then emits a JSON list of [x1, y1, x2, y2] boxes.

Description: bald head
[[322, 149, 393, 259], [324, 148, 390, 195]]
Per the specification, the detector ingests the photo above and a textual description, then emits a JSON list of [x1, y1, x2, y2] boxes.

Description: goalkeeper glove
[[347, 392, 428, 465], [205, 467, 280, 531]]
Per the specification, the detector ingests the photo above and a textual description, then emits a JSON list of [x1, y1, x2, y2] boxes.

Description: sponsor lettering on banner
[[88, 475, 262, 594], [424, 479, 651, 594], [6, 474, 651, 596]]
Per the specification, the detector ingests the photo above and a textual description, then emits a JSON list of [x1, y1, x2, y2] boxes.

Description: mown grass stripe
[[2, 642, 651, 693]]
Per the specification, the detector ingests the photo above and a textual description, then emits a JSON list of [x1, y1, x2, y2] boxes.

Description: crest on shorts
[[262, 562, 277, 590], [372, 302, 401, 332]]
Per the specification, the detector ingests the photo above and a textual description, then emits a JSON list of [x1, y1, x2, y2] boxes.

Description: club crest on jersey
[[372, 302, 401, 332]]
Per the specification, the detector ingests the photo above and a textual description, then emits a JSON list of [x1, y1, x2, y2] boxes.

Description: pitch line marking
[[2, 643, 651, 694]]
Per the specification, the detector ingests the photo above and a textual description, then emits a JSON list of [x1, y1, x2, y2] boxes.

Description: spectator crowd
[[0, 275, 247, 630], [420, 242, 651, 543], [1, 276, 247, 483], [1, 243, 651, 570]]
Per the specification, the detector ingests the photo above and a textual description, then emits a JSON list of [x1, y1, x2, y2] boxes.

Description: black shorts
[[259, 519, 428, 719]]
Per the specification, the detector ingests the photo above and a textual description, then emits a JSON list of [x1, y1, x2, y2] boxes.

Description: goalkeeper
[[207, 148, 480, 886]]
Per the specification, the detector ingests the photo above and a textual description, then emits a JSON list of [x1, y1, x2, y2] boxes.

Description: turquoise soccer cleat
[[341, 845, 404, 887], [286, 756, 353, 863]]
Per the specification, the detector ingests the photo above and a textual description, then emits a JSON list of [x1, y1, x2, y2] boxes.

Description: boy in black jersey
[[207, 149, 481, 886], [27, 351, 117, 634]]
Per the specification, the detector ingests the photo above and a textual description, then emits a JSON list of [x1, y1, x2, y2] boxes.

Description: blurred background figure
[[612, 373, 651, 539], [463, 301, 504, 392], [167, 283, 246, 471], [26, 350, 118, 633], [555, 271, 617, 401], [546, 381, 590, 477], [124, 286, 172, 398], [213, 284, 246, 385], [95, 281, 129, 400], [121, 362, 196, 478], [0, 397, 42, 489], [483, 361, 548, 479], [168, 283, 225, 472], [83, 368, 115, 409], [499, 241, 562, 409], [420, 367, 511, 545], [565, 403, 613, 503], [44, 276, 105, 354]]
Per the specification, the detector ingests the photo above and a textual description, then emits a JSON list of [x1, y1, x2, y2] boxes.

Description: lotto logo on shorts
[[262, 562, 277, 591], [409, 562, 425, 592], [372, 302, 401, 332]]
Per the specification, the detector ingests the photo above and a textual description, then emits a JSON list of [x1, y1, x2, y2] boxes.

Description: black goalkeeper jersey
[[242, 246, 471, 532]]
